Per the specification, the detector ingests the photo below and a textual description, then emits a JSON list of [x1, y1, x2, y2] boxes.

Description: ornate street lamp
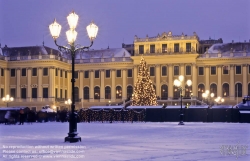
[[49, 11, 98, 143], [65, 99, 72, 110], [214, 96, 224, 105], [2, 94, 14, 107], [174, 75, 192, 125], [202, 90, 214, 107]]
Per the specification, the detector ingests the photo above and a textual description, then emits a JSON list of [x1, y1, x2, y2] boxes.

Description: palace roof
[[0, 45, 61, 57], [208, 42, 250, 54]]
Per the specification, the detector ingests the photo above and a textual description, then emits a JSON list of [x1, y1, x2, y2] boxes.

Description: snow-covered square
[[0, 122, 249, 161]]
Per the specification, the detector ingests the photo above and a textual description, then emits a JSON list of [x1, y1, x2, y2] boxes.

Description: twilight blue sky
[[0, 0, 250, 50]]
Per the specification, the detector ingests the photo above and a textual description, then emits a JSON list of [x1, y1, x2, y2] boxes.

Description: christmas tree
[[132, 57, 158, 106]]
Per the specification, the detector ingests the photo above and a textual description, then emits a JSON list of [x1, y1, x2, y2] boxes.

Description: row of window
[[4, 82, 244, 101], [149, 66, 191, 76], [198, 65, 245, 75], [75, 69, 133, 79], [139, 43, 193, 54], [8, 88, 49, 99], [8, 68, 134, 79], [197, 83, 244, 98], [2, 65, 250, 78]]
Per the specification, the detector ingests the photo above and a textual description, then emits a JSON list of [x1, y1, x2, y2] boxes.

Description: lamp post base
[[65, 132, 81, 143], [178, 113, 185, 125], [178, 121, 185, 125]]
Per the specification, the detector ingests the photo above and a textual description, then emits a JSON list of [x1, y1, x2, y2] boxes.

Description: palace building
[[0, 31, 249, 111]]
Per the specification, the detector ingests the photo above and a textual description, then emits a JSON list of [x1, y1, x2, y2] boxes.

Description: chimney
[[232, 40, 234, 43], [244, 40, 246, 43]]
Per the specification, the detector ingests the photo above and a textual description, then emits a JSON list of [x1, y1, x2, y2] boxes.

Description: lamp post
[[174, 75, 192, 125], [49, 11, 98, 143], [214, 96, 224, 105], [202, 90, 214, 107], [2, 94, 14, 107]]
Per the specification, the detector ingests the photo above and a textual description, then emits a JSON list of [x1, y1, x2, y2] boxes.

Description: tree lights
[[132, 57, 157, 106]]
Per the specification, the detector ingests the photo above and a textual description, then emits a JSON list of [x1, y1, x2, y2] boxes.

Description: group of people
[[4, 109, 26, 125]]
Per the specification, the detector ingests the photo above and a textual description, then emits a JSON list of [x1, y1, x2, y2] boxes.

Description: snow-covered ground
[[0, 122, 249, 161]]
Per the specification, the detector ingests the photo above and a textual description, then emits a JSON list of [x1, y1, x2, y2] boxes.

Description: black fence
[[0, 107, 250, 123], [143, 108, 250, 123]]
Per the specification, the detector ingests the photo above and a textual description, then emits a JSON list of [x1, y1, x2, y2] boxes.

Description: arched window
[[105, 86, 111, 99], [198, 84, 205, 100], [127, 85, 133, 98], [210, 83, 217, 97], [173, 86, 179, 99], [185, 85, 192, 98], [94, 86, 100, 99], [83, 87, 89, 99], [235, 83, 242, 97], [116, 86, 122, 99], [222, 83, 229, 97], [161, 84, 168, 100], [74, 87, 79, 101]]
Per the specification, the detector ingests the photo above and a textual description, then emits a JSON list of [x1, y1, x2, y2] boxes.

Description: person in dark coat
[[19, 109, 25, 125]]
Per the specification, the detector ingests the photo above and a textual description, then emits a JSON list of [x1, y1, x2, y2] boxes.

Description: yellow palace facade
[[0, 31, 249, 111]]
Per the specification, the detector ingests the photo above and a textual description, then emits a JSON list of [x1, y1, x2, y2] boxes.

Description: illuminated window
[[161, 85, 168, 100], [116, 86, 122, 99], [162, 44, 167, 53], [94, 86, 100, 99]]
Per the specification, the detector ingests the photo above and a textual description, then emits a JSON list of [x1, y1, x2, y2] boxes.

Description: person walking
[[4, 111, 11, 125]]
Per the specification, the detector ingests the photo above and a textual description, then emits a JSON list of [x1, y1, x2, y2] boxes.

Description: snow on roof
[[208, 42, 250, 54], [74, 48, 131, 59], [1, 46, 61, 57]]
